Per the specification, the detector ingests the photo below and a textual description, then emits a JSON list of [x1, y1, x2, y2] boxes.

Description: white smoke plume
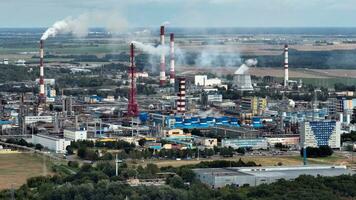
[[41, 12, 128, 40], [195, 45, 241, 67], [161, 21, 170, 26], [131, 41, 169, 55], [41, 14, 90, 40], [234, 58, 258, 74]]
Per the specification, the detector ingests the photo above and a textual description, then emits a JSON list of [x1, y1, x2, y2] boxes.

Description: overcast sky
[[0, 0, 355, 28]]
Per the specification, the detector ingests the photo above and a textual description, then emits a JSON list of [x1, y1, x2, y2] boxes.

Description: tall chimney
[[169, 33, 175, 85], [39, 40, 45, 103], [128, 43, 139, 116], [159, 26, 166, 86], [284, 44, 289, 87], [177, 77, 186, 113]]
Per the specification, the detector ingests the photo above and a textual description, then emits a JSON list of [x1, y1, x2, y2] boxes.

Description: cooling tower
[[233, 74, 253, 91]]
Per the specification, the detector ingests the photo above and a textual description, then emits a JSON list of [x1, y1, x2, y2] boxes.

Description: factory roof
[[193, 165, 354, 178]]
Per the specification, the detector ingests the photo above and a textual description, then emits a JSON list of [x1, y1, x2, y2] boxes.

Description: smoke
[[41, 14, 90, 40], [161, 21, 170, 26], [234, 58, 258, 74], [131, 41, 169, 55], [41, 12, 128, 40], [195, 45, 241, 67]]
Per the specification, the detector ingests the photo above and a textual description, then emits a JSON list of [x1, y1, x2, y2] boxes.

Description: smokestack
[[177, 77, 186, 113], [39, 40, 45, 103], [160, 26, 166, 86], [169, 33, 175, 85], [284, 44, 289, 87], [128, 43, 139, 116]]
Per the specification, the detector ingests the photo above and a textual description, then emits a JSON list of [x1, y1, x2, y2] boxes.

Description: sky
[[0, 0, 356, 28]]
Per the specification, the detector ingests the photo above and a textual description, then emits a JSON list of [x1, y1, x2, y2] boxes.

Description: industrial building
[[240, 97, 267, 115], [63, 129, 87, 141], [233, 74, 253, 91], [32, 134, 71, 153], [193, 165, 353, 188], [221, 138, 268, 150], [300, 121, 341, 149], [194, 75, 222, 87]]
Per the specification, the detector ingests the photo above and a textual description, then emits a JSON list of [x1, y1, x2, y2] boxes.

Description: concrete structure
[[193, 165, 353, 188], [177, 77, 186, 113], [25, 116, 53, 124], [195, 137, 218, 148], [32, 134, 70, 153], [300, 121, 341, 149], [39, 40, 45, 103], [284, 44, 289, 87], [266, 136, 300, 147], [241, 97, 267, 115], [222, 138, 268, 150], [169, 33, 175, 85], [64, 129, 87, 141], [195, 75, 222, 87], [233, 74, 253, 91], [159, 26, 166, 86]]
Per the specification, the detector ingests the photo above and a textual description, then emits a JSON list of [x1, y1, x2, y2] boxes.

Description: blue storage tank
[[191, 117, 199, 124], [230, 117, 239, 124], [200, 118, 207, 125], [175, 117, 183, 123], [207, 117, 214, 123], [184, 118, 192, 125], [221, 116, 229, 123], [139, 112, 149, 122]]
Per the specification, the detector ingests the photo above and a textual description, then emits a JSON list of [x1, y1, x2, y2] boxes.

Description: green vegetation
[[342, 131, 356, 143], [0, 160, 355, 200], [300, 146, 334, 158]]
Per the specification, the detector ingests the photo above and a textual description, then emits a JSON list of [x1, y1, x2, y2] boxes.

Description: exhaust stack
[[39, 40, 45, 103], [159, 26, 166, 86], [169, 33, 175, 85], [177, 77, 186, 113], [284, 44, 289, 87], [128, 43, 139, 116]]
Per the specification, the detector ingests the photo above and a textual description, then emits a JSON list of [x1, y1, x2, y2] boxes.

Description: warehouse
[[193, 165, 353, 188]]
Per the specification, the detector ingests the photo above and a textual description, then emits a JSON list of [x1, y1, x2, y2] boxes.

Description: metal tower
[[127, 43, 139, 116]]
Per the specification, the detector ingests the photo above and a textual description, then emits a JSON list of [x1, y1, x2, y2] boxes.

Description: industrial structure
[[39, 40, 45, 104], [300, 121, 341, 149], [169, 33, 175, 85], [193, 165, 354, 188], [159, 26, 166, 86], [284, 44, 289, 87], [177, 77, 186, 113], [127, 43, 139, 117]]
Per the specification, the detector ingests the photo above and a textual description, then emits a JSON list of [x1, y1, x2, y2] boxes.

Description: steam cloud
[[41, 12, 128, 40], [41, 15, 90, 40], [131, 41, 169, 55], [235, 58, 258, 74]]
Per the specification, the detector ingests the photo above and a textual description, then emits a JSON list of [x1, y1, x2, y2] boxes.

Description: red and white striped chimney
[[169, 33, 175, 85], [159, 26, 166, 86], [39, 40, 45, 102], [284, 44, 289, 87], [177, 77, 186, 113]]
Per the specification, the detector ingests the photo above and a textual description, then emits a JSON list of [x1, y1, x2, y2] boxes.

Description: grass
[[0, 153, 52, 190], [138, 153, 350, 168]]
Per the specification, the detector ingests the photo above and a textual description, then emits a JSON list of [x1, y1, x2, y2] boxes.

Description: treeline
[[5, 138, 43, 150], [300, 146, 334, 158], [1, 162, 355, 200], [342, 131, 356, 143]]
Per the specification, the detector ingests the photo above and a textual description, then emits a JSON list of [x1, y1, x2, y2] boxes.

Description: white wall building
[[195, 75, 222, 87], [64, 129, 87, 141], [32, 134, 71, 153], [300, 121, 341, 149]]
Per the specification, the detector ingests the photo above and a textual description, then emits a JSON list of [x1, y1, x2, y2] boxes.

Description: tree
[[167, 175, 185, 189], [35, 144, 44, 151]]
